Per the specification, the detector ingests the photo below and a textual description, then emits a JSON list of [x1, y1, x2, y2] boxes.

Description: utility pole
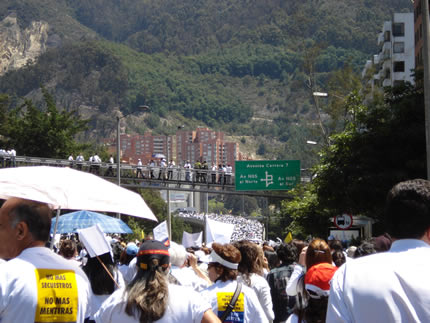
[[422, 0, 430, 179]]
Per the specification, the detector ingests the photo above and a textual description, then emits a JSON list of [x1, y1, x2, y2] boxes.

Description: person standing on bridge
[[105, 155, 115, 177], [76, 153, 84, 170], [136, 159, 144, 179], [184, 160, 192, 182], [168, 159, 175, 180], [327, 179, 430, 322], [225, 164, 232, 185]]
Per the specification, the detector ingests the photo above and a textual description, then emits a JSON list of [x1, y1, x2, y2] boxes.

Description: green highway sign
[[235, 160, 301, 191]]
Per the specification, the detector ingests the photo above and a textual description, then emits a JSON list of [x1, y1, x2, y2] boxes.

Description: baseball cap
[[304, 262, 338, 298], [126, 242, 138, 256], [137, 240, 170, 271]]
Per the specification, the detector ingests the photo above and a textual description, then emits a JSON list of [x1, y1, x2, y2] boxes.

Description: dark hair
[[276, 243, 298, 266], [332, 250, 346, 267], [119, 248, 136, 266], [294, 297, 329, 323], [354, 241, 376, 258], [385, 179, 430, 239], [328, 240, 343, 252], [264, 250, 280, 269], [291, 239, 307, 261], [59, 240, 77, 259], [83, 252, 117, 295], [9, 198, 52, 242], [233, 240, 263, 275], [306, 239, 332, 269], [211, 243, 241, 282]]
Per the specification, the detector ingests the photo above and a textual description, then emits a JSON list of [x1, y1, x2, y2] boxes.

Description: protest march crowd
[[177, 211, 265, 242], [1, 178, 430, 322]]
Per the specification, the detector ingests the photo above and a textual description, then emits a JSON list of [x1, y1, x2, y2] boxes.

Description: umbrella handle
[[96, 255, 120, 289]]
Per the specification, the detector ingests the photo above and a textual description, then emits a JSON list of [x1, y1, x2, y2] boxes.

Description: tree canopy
[[0, 89, 89, 157], [280, 81, 426, 237]]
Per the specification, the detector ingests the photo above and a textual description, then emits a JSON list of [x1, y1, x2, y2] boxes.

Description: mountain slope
[[0, 0, 413, 165]]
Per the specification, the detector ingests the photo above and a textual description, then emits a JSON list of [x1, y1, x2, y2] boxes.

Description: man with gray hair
[[327, 179, 430, 322], [0, 198, 92, 323], [169, 241, 211, 291]]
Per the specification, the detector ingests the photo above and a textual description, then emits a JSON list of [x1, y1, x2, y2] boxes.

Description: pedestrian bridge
[[2, 155, 308, 197]]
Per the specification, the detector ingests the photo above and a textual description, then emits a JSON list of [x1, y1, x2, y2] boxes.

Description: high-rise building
[[106, 127, 244, 167], [414, 0, 425, 68], [176, 127, 239, 169], [362, 13, 415, 88]]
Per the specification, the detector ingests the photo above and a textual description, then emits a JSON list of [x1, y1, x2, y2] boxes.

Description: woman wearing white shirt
[[234, 240, 275, 322], [201, 242, 269, 323], [95, 240, 220, 323]]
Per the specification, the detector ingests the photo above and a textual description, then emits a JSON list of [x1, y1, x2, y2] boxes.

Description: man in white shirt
[[184, 160, 192, 181], [76, 153, 84, 170], [0, 198, 92, 323], [327, 179, 430, 322], [136, 159, 144, 178], [168, 159, 175, 180], [105, 155, 115, 177]]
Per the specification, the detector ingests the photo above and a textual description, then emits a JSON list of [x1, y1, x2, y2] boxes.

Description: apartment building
[[114, 132, 173, 164], [362, 13, 415, 88], [107, 127, 242, 167], [176, 127, 239, 169]]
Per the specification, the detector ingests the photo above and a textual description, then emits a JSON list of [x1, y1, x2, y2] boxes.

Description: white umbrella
[[0, 166, 157, 222]]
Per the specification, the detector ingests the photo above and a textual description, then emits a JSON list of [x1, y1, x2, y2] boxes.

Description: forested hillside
[[0, 0, 413, 165]]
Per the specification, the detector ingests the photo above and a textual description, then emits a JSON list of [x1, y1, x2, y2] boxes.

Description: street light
[[116, 105, 150, 188], [166, 124, 185, 239]]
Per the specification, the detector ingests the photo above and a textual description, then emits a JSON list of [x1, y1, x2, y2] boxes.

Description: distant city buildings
[[362, 13, 415, 89], [106, 127, 249, 169]]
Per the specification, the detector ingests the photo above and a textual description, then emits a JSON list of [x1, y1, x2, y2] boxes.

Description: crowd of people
[[0, 148, 16, 168], [1, 178, 430, 322], [66, 153, 236, 185], [177, 211, 265, 242]]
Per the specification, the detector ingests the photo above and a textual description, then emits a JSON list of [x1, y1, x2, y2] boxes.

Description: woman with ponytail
[[95, 240, 220, 323]]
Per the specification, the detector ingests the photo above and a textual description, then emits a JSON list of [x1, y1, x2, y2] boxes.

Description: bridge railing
[[1, 155, 313, 187], [1, 155, 236, 186]]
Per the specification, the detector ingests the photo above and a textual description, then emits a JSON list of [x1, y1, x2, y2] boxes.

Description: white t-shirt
[[95, 284, 211, 323], [327, 239, 430, 322], [123, 257, 138, 284], [238, 273, 274, 321], [170, 266, 209, 292], [201, 280, 269, 323], [286, 313, 302, 323], [0, 247, 92, 323]]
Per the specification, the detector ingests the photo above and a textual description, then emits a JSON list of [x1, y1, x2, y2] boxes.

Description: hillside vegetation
[[0, 0, 413, 165]]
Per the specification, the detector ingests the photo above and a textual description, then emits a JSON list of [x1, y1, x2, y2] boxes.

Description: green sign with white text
[[235, 160, 301, 191]]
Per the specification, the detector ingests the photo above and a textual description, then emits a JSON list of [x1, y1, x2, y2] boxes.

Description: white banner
[[205, 217, 235, 247], [153, 220, 170, 246], [182, 231, 203, 248], [77, 224, 111, 257]]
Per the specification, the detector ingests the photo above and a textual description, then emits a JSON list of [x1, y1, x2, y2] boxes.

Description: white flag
[[182, 231, 203, 248], [77, 224, 111, 257], [205, 218, 235, 247], [153, 220, 170, 247]]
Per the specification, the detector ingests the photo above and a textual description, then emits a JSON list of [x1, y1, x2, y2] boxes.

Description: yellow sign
[[284, 232, 293, 243], [35, 269, 79, 323], [217, 292, 245, 322]]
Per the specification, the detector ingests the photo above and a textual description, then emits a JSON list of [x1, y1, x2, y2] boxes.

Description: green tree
[[133, 188, 191, 243], [280, 82, 426, 236], [1, 89, 88, 157]]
